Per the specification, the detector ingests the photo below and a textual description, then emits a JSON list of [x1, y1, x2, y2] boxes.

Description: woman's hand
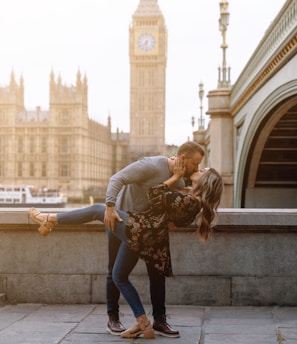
[[172, 158, 185, 178], [163, 157, 185, 187]]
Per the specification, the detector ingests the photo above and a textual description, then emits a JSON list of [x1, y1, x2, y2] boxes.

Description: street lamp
[[198, 82, 204, 129], [218, 1, 231, 88]]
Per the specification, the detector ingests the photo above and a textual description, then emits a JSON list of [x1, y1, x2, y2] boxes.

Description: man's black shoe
[[153, 315, 180, 338], [107, 314, 126, 336]]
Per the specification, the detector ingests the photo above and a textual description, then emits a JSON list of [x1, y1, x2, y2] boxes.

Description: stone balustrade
[[231, 0, 297, 106], [0, 208, 296, 306]]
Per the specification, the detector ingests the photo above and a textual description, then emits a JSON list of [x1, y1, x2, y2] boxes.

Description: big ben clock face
[[137, 33, 156, 52]]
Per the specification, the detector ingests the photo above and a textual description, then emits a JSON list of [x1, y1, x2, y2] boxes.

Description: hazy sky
[[0, 0, 285, 145]]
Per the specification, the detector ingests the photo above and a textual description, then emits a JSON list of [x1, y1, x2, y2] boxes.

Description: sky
[[0, 0, 286, 146]]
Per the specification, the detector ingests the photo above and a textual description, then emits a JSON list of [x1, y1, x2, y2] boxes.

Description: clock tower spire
[[129, 0, 167, 159], [134, 0, 162, 15]]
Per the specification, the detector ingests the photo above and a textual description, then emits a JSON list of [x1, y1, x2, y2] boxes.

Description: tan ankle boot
[[29, 208, 57, 236], [120, 314, 154, 339]]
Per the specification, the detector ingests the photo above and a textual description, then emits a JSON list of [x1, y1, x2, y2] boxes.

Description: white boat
[[0, 185, 67, 208]]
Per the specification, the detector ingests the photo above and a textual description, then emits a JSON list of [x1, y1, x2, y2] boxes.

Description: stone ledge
[[0, 208, 297, 305], [0, 208, 296, 231]]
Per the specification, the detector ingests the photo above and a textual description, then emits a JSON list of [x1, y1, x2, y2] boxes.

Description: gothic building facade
[[0, 70, 124, 200], [0, 0, 170, 201]]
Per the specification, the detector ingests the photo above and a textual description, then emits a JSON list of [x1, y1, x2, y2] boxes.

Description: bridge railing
[[231, 0, 297, 107], [0, 208, 296, 306]]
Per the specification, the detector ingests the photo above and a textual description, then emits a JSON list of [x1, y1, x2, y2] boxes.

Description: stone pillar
[[207, 88, 233, 207], [192, 129, 208, 168]]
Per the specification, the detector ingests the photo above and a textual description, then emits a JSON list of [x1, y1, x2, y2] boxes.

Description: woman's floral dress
[[125, 183, 201, 277]]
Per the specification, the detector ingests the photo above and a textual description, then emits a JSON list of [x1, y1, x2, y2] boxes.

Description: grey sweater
[[105, 156, 185, 213]]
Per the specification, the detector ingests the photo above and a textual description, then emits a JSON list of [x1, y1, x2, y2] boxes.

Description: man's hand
[[104, 207, 123, 231]]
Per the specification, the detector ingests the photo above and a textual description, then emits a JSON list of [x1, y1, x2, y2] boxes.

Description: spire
[[134, 0, 162, 16], [10, 69, 16, 90], [19, 74, 24, 104], [107, 112, 111, 129], [76, 68, 82, 89], [50, 69, 55, 83], [76, 68, 81, 83]]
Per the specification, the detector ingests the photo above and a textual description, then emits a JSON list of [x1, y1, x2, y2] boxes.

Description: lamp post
[[191, 116, 195, 129], [198, 82, 204, 129], [218, 1, 230, 88]]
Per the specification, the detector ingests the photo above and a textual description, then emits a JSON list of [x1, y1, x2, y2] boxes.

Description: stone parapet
[[0, 208, 296, 306], [207, 88, 231, 117]]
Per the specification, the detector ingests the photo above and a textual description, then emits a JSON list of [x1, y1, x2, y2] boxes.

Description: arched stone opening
[[242, 97, 297, 208]]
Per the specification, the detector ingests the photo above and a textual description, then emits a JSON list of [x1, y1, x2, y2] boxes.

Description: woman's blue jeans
[[57, 204, 146, 317]]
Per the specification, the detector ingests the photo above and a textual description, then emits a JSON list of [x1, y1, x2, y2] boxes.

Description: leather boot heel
[[143, 327, 155, 339]]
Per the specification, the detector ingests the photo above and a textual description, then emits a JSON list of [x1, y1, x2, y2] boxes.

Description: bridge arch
[[235, 80, 297, 207]]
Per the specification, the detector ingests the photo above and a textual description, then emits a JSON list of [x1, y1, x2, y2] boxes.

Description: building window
[[148, 119, 153, 135], [17, 162, 23, 177], [41, 137, 47, 153], [148, 95, 153, 111], [139, 95, 144, 111], [149, 69, 154, 87], [18, 138, 23, 153], [41, 162, 47, 177], [29, 137, 35, 153], [139, 119, 145, 136], [59, 162, 70, 177], [29, 162, 34, 177], [61, 109, 69, 123], [59, 136, 70, 153], [139, 70, 145, 87]]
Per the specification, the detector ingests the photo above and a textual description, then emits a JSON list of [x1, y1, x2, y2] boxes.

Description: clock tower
[[129, 0, 167, 159]]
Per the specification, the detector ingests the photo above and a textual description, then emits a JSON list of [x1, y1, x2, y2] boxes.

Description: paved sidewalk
[[0, 304, 297, 343]]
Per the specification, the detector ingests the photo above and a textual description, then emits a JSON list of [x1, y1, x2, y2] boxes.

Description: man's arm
[[104, 158, 159, 230], [105, 157, 157, 204]]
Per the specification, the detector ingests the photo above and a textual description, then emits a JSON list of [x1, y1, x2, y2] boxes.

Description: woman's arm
[[146, 159, 185, 212]]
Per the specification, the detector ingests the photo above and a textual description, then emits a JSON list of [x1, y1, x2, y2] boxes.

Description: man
[[104, 141, 205, 338]]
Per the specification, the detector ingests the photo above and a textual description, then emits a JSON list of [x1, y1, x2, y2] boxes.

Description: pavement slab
[[0, 304, 296, 343]]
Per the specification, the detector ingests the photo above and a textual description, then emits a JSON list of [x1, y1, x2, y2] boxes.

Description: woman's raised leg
[[29, 204, 129, 241], [57, 204, 106, 224], [29, 204, 107, 236]]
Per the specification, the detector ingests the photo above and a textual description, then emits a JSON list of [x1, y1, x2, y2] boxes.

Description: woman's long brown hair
[[191, 168, 223, 241]]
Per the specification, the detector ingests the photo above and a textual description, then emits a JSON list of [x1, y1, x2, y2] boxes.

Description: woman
[[29, 163, 223, 339]]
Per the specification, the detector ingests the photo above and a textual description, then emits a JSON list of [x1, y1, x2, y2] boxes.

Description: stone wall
[[0, 208, 296, 306]]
